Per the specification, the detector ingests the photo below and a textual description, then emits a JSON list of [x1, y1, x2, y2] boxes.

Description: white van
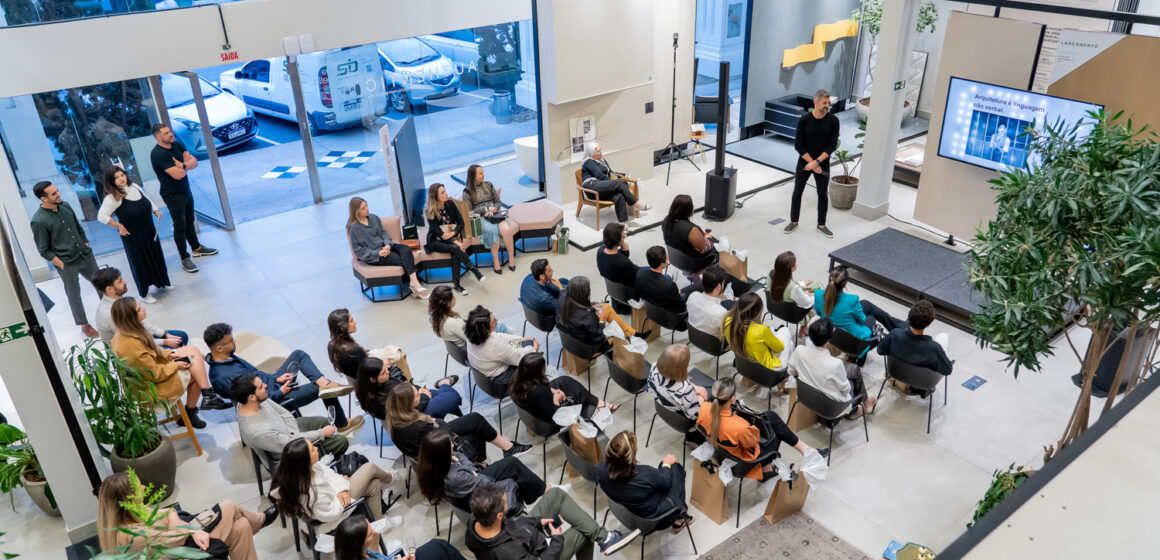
[[219, 45, 387, 133]]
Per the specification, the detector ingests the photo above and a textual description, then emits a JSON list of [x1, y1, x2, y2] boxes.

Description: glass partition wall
[[0, 17, 541, 256]]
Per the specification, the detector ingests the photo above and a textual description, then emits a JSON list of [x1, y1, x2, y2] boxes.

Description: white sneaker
[[162, 285, 175, 291], [141, 295, 158, 304]]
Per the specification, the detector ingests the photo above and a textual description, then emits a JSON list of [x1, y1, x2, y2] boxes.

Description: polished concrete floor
[[3, 149, 1094, 558]]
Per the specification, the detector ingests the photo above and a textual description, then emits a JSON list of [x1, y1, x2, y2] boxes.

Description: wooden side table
[[687, 131, 709, 164]]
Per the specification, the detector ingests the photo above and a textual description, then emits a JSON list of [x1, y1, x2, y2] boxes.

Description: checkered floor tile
[[317, 150, 377, 169], [262, 166, 307, 179]]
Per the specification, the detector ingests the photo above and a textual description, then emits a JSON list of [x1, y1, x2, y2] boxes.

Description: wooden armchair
[[573, 169, 640, 230]]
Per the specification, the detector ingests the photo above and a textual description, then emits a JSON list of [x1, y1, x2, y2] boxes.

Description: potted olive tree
[[0, 424, 58, 516], [969, 111, 1160, 461], [850, 0, 938, 121], [68, 339, 178, 499]]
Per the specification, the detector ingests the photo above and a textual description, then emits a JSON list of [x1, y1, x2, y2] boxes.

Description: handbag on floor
[[335, 451, 370, 477]]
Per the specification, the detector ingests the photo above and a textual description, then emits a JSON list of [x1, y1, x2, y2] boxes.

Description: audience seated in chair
[[108, 297, 227, 430], [465, 164, 518, 274], [425, 183, 485, 296], [813, 266, 906, 362], [428, 286, 513, 348], [520, 258, 568, 317], [788, 318, 876, 419], [877, 300, 953, 378], [697, 378, 823, 481], [416, 429, 547, 515], [347, 196, 430, 299], [597, 430, 694, 533], [686, 266, 733, 339], [334, 515, 467, 560], [635, 246, 690, 316], [327, 308, 412, 383], [596, 223, 640, 290], [661, 194, 719, 276], [92, 267, 188, 347], [356, 356, 461, 421], [384, 383, 530, 462], [97, 471, 276, 559], [768, 251, 822, 309], [465, 305, 539, 383], [724, 292, 793, 374], [510, 353, 615, 424], [465, 481, 639, 560], [580, 142, 650, 224], [556, 276, 645, 354], [232, 373, 350, 458], [647, 344, 709, 423], [271, 438, 400, 534], [204, 322, 361, 434]]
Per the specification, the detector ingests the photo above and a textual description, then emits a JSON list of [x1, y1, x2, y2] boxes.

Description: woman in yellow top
[[723, 292, 791, 371]]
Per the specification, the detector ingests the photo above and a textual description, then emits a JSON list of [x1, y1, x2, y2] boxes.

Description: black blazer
[[425, 201, 465, 251], [556, 301, 613, 354], [581, 157, 614, 183], [635, 268, 686, 315]]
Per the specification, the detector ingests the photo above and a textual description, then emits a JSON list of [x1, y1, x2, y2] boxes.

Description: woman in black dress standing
[[97, 167, 171, 303]]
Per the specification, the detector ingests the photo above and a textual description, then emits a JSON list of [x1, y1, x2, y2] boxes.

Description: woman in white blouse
[[428, 286, 512, 347], [768, 251, 822, 310], [98, 167, 170, 303]]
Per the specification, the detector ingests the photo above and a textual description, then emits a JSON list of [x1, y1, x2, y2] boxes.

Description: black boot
[[199, 389, 231, 410], [182, 406, 206, 429]]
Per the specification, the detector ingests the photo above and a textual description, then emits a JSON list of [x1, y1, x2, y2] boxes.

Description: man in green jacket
[[30, 181, 99, 338]]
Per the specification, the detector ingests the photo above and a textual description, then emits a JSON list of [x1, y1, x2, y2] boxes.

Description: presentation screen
[[937, 77, 1102, 172]]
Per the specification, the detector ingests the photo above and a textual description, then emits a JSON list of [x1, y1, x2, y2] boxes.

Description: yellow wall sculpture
[[782, 19, 859, 68]]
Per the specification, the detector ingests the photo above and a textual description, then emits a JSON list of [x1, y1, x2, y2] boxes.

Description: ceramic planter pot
[[21, 474, 60, 516], [111, 437, 176, 500], [856, 97, 910, 122], [830, 176, 859, 210]]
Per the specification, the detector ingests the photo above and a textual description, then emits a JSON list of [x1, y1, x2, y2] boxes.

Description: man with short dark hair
[[91, 267, 188, 347], [788, 318, 875, 418], [595, 223, 641, 289], [686, 265, 732, 338], [520, 258, 569, 316], [876, 300, 952, 375], [204, 322, 362, 434], [785, 89, 839, 238], [232, 374, 349, 458], [465, 482, 639, 560], [150, 123, 217, 274], [30, 181, 99, 338], [634, 246, 688, 317]]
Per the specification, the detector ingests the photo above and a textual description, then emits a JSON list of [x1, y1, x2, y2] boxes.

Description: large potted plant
[[850, 0, 938, 121], [829, 120, 869, 209], [969, 111, 1160, 461], [967, 464, 1033, 528], [88, 469, 208, 560], [0, 424, 58, 516], [68, 338, 177, 499]]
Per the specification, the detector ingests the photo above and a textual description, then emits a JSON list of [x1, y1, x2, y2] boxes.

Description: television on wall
[[936, 77, 1103, 172]]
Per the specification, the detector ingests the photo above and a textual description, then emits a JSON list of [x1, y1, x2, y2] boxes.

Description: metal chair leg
[[469, 382, 476, 413], [640, 534, 646, 558], [514, 419, 522, 444], [715, 355, 720, 379], [522, 321, 528, 337], [862, 410, 870, 442], [787, 401, 798, 423], [927, 396, 934, 434], [632, 394, 638, 433], [542, 439, 548, 481], [291, 516, 301, 551], [434, 503, 441, 536], [736, 479, 744, 528], [827, 426, 835, 466], [603, 376, 613, 402], [497, 399, 503, 436], [944, 377, 949, 405], [646, 412, 658, 446], [687, 519, 698, 554], [443, 354, 450, 377]]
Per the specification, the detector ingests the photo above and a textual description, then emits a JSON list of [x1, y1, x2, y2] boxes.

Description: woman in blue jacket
[[597, 430, 694, 532], [813, 266, 906, 361]]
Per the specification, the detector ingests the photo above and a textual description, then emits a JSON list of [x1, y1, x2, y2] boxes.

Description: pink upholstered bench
[[348, 215, 426, 301], [507, 199, 563, 253]]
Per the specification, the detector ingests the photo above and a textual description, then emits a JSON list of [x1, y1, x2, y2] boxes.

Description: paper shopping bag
[[763, 471, 810, 524], [368, 346, 412, 381], [718, 250, 748, 283], [630, 306, 659, 342], [564, 423, 603, 478], [689, 460, 729, 525], [559, 348, 593, 377], [785, 387, 819, 431], [611, 337, 646, 378]]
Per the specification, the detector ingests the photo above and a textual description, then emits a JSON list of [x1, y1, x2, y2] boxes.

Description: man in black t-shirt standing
[[785, 89, 840, 238], [150, 124, 217, 273]]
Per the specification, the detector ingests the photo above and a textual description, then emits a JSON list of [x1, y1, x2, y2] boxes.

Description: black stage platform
[[827, 228, 983, 332]]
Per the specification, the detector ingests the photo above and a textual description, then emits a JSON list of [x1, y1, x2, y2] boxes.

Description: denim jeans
[[272, 350, 349, 427]]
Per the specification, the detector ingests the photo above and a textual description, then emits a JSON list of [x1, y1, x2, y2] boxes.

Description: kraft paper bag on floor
[[369, 346, 412, 381], [611, 337, 646, 378], [559, 348, 593, 377], [630, 306, 659, 342], [690, 460, 729, 525], [763, 472, 810, 524], [786, 387, 819, 432], [718, 250, 748, 283], [564, 423, 602, 478]]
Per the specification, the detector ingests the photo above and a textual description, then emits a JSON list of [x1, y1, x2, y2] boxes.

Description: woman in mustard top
[[723, 292, 793, 372]]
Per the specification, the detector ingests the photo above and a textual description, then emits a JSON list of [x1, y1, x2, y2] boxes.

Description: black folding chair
[[557, 430, 602, 514], [522, 303, 556, 360], [443, 339, 469, 377], [830, 327, 873, 363], [879, 357, 947, 433], [765, 298, 811, 345], [644, 301, 688, 343], [734, 356, 789, 410], [604, 279, 638, 309], [291, 498, 384, 560], [645, 398, 699, 468], [602, 499, 697, 558], [513, 403, 563, 480], [789, 379, 869, 465], [602, 354, 650, 432], [686, 324, 729, 379], [470, 366, 511, 436], [557, 329, 603, 390], [665, 245, 702, 276]]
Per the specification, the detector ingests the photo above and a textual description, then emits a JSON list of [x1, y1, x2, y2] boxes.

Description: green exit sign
[[0, 322, 30, 345], [893, 81, 906, 91]]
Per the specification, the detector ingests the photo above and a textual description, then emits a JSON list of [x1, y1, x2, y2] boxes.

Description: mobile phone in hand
[[173, 356, 191, 365]]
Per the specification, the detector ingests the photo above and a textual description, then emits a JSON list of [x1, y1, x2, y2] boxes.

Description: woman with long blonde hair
[[346, 196, 429, 299], [424, 183, 484, 295], [464, 164, 518, 274], [597, 430, 693, 531], [696, 378, 822, 481], [97, 471, 275, 558]]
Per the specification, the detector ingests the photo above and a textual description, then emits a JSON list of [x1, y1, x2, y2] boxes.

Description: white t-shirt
[[686, 291, 728, 338], [788, 344, 853, 411]]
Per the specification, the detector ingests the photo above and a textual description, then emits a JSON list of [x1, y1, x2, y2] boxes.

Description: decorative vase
[[830, 176, 859, 210], [856, 97, 910, 122], [21, 474, 60, 516], [111, 437, 177, 500]]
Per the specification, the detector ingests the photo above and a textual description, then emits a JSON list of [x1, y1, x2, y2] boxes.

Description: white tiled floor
[[2, 152, 1092, 559]]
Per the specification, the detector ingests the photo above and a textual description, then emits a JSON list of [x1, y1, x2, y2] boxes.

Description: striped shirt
[[647, 364, 700, 420]]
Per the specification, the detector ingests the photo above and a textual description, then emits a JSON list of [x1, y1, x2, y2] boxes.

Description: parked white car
[[377, 37, 461, 113], [219, 45, 388, 133], [160, 73, 257, 157], [419, 31, 480, 73]]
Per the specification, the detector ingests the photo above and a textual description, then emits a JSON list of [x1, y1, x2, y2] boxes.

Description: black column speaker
[[704, 61, 735, 221]]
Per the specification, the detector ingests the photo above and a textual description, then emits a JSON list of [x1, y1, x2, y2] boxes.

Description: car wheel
[[389, 89, 412, 113]]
